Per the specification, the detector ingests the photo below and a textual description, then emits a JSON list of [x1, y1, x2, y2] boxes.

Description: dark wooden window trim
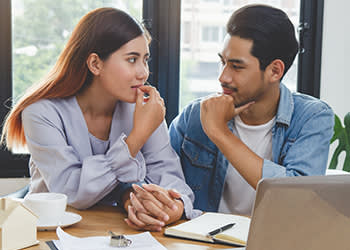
[[298, 0, 324, 97]]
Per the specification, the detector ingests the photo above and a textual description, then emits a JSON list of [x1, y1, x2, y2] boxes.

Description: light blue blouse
[[22, 96, 200, 218]]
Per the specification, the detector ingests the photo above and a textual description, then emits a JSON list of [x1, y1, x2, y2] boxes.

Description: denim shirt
[[169, 84, 334, 212]]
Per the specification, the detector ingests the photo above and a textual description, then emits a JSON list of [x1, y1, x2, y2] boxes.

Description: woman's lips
[[131, 84, 143, 89]]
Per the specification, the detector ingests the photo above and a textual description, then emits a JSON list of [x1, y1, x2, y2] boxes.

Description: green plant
[[329, 113, 350, 171]]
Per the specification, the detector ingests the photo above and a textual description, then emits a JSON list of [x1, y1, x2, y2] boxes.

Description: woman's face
[[97, 34, 150, 103]]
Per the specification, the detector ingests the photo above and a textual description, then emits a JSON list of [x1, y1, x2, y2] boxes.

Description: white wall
[[320, 0, 350, 168]]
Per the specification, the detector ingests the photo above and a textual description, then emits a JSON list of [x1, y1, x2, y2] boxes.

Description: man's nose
[[218, 65, 232, 84]]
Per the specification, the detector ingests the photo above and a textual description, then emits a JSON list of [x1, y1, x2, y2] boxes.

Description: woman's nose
[[137, 63, 149, 80]]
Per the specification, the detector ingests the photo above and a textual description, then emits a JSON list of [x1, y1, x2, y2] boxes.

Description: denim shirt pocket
[[182, 136, 216, 169], [181, 136, 217, 192]]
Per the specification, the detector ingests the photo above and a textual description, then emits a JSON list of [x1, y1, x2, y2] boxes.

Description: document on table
[[50, 227, 167, 250]]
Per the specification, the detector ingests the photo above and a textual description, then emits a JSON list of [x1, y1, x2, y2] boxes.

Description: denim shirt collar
[[275, 83, 294, 127]]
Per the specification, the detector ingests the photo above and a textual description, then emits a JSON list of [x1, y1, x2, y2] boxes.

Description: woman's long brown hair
[[1, 7, 149, 149]]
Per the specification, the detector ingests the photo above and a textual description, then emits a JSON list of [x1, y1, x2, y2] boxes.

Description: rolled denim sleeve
[[262, 105, 334, 178]]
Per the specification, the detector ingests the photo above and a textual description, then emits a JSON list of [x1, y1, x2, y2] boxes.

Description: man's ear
[[86, 53, 103, 76], [266, 59, 285, 82]]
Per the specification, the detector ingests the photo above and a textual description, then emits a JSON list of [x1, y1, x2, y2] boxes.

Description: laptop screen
[[246, 175, 350, 250]]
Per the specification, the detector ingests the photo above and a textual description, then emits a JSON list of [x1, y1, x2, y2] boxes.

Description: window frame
[[0, 0, 324, 177], [297, 0, 324, 98], [0, 0, 29, 177]]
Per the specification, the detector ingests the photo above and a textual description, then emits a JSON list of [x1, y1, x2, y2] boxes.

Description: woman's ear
[[86, 53, 102, 76], [266, 59, 285, 82]]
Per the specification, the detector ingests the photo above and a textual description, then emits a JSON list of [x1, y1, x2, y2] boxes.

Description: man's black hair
[[227, 4, 299, 77]]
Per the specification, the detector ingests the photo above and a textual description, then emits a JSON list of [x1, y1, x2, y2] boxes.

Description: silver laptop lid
[[246, 175, 350, 250]]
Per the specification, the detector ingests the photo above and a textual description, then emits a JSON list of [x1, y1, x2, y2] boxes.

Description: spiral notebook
[[164, 212, 250, 246]]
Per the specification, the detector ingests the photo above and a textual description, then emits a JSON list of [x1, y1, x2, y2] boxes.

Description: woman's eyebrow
[[124, 52, 150, 57], [124, 52, 140, 56]]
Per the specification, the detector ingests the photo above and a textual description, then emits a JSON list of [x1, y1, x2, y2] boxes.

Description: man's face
[[218, 35, 269, 108]]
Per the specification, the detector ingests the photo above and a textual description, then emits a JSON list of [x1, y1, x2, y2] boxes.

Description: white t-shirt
[[218, 115, 275, 215]]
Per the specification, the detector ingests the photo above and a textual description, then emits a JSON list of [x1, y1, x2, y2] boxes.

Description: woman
[[1, 8, 200, 231]]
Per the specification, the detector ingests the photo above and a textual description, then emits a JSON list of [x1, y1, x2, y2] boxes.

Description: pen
[[207, 223, 235, 237]]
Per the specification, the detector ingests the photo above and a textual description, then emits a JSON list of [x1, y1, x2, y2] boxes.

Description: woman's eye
[[128, 58, 136, 63]]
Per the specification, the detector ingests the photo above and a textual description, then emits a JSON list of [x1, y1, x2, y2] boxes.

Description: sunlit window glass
[[180, 0, 300, 110]]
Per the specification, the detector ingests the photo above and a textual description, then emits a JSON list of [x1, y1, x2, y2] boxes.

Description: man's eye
[[128, 58, 136, 63], [232, 64, 243, 69]]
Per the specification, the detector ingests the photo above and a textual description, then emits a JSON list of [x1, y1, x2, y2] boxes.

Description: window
[[201, 26, 220, 42]]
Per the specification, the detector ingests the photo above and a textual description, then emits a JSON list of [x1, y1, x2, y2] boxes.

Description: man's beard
[[221, 83, 254, 108]]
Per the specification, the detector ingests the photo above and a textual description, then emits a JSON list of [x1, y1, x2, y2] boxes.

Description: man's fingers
[[235, 101, 255, 114]]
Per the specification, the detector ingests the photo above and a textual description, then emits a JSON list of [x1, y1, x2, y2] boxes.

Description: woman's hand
[[124, 184, 184, 231], [126, 85, 166, 157]]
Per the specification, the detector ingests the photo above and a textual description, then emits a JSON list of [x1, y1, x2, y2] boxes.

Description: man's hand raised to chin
[[200, 93, 254, 140]]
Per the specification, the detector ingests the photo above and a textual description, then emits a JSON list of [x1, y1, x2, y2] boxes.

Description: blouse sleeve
[[141, 121, 202, 219], [22, 102, 147, 209]]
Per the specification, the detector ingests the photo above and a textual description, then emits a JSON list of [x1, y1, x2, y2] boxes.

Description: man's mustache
[[221, 83, 238, 92]]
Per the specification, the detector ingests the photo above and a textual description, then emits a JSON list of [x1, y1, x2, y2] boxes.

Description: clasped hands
[[124, 184, 184, 231]]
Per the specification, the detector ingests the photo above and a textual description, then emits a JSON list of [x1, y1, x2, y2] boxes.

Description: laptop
[[234, 175, 350, 250]]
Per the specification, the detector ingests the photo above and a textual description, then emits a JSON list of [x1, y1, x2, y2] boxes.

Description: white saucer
[[37, 211, 82, 231]]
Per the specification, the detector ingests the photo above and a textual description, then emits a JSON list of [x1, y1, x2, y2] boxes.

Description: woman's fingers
[[124, 218, 162, 232], [132, 184, 170, 221], [132, 184, 163, 208], [129, 192, 148, 214], [138, 85, 163, 104], [143, 184, 178, 211], [127, 205, 146, 227], [127, 205, 164, 229], [168, 188, 182, 199]]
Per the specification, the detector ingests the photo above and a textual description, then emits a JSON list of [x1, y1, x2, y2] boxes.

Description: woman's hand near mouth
[[125, 85, 166, 157]]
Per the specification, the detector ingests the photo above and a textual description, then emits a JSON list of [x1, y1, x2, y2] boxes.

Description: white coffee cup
[[23, 192, 67, 225]]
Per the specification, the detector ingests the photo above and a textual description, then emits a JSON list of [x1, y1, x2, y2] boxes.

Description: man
[[125, 4, 334, 230], [169, 4, 334, 215]]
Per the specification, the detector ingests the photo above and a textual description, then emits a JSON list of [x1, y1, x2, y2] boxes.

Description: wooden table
[[28, 205, 237, 250]]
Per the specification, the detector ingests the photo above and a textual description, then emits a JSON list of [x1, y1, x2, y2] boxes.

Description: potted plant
[[328, 113, 350, 172]]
